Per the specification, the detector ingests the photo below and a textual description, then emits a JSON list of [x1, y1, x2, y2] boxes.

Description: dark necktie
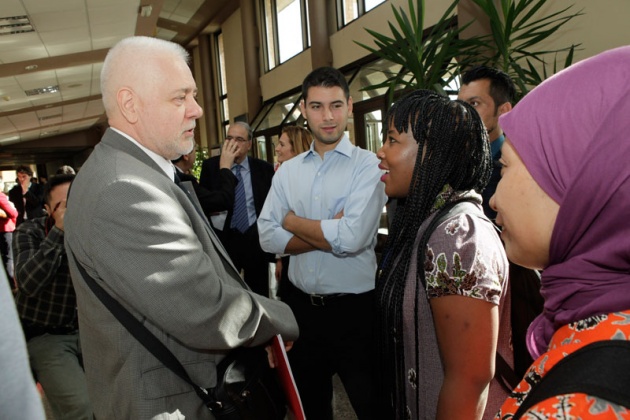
[[230, 164, 250, 233]]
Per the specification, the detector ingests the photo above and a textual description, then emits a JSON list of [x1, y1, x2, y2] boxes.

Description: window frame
[[215, 31, 229, 138], [336, 0, 387, 30], [260, 0, 311, 72]]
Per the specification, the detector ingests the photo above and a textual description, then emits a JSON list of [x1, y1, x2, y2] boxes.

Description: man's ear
[[118, 88, 138, 123], [498, 101, 513, 116]]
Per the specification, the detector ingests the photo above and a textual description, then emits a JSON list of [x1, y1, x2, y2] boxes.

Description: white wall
[[537, 0, 630, 64]]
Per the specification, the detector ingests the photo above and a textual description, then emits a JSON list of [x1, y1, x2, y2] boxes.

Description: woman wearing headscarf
[[491, 46, 630, 418], [376, 90, 511, 419]]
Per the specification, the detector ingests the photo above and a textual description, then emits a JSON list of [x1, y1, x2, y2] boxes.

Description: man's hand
[[219, 139, 241, 169], [18, 173, 31, 193], [265, 341, 294, 368], [282, 210, 296, 231], [51, 200, 67, 231]]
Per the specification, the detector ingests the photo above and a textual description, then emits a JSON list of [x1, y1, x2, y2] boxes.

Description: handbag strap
[[513, 339, 630, 419], [71, 252, 215, 409]]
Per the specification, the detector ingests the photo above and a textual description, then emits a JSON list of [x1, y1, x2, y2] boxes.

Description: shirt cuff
[[320, 219, 339, 254]]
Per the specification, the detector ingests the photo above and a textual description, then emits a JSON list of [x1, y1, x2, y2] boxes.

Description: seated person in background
[[375, 90, 509, 419], [172, 139, 240, 215], [492, 46, 630, 419], [9, 165, 45, 226], [13, 174, 92, 420]]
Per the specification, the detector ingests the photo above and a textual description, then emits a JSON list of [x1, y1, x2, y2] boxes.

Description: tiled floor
[[332, 374, 358, 419]]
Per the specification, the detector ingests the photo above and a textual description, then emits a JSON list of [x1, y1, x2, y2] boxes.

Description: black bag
[[209, 347, 287, 420], [513, 340, 630, 419], [73, 252, 287, 419]]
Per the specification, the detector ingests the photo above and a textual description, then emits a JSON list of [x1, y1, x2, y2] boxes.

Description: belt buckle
[[309, 294, 326, 307]]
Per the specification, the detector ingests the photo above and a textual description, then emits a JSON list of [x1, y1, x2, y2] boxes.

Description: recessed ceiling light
[[39, 114, 62, 122], [24, 85, 60, 96], [67, 83, 82, 88], [0, 15, 34, 36], [25, 64, 38, 71]]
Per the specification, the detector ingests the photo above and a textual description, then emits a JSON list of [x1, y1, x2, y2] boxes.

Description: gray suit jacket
[[65, 128, 299, 420]]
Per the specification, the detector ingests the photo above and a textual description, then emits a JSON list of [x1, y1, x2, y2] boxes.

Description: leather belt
[[308, 293, 349, 307]]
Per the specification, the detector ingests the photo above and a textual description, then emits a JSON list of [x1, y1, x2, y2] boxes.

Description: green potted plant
[[357, 0, 582, 101]]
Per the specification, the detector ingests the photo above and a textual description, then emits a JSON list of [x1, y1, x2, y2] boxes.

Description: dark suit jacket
[[199, 156, 276, 284], [199, 156, 274, 224], [178, 169, 237, 215], [8, 183, 45, 226]]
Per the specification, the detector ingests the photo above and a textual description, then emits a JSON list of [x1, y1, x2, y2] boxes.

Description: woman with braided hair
[[376, 90, 510, 419]]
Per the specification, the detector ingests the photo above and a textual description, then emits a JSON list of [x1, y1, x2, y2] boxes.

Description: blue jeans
[[27, 333, 93, 420]]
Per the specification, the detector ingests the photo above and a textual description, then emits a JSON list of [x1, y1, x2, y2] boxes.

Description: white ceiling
[[0, 0, 234, 168]]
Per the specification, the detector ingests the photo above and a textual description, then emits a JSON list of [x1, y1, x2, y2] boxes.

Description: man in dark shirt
[[8, 165, 45, 226], [13, 174, 92, 420], [458, 66, 515, 220]]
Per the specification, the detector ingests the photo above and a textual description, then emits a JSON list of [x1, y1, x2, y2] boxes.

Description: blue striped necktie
[[230, 164, 250, 233]]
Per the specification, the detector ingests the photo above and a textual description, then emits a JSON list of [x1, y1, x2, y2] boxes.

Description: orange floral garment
[[496, 310, 630, 419]]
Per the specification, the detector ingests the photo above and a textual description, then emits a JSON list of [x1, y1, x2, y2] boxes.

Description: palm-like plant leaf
[[355, 0, 484, 101], [469, 0, 583, 98], [357, 0, 582, 102]]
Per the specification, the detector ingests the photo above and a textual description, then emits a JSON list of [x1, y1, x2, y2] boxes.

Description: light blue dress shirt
[[258, 135, 386, 294]]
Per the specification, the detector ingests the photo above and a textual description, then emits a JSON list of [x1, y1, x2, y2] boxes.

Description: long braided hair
[[376, 90, 492, 416]]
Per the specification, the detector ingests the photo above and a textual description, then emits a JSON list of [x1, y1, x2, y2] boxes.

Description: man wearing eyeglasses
[[199, 121, 275, 297]]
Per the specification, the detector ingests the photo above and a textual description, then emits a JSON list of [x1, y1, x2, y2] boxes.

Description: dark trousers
[[220, 224, 271, 297], [0, 232, 13, 287], [282, 280, 377, 420]]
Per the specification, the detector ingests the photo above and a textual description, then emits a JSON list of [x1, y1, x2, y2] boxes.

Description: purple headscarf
[[499, 46, 630, 359]]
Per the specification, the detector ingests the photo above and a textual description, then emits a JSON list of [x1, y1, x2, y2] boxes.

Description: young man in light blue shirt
[[258, 66, 386, 419]]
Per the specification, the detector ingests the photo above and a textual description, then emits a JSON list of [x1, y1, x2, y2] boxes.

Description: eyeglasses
[[226, 135, 250, 143]]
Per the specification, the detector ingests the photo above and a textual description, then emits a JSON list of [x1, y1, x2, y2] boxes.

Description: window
[[337, 0, 386, 28], [216, 32, 229, 137], [261, 0, 310, 71]]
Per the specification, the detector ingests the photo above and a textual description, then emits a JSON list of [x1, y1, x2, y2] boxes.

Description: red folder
[[271, 334, 306, 420]]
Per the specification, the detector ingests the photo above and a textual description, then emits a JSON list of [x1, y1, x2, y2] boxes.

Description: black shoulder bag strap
[[417, 199, 519, 392], [71, 252, 217, 411], [513, 340, 630, 419]]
